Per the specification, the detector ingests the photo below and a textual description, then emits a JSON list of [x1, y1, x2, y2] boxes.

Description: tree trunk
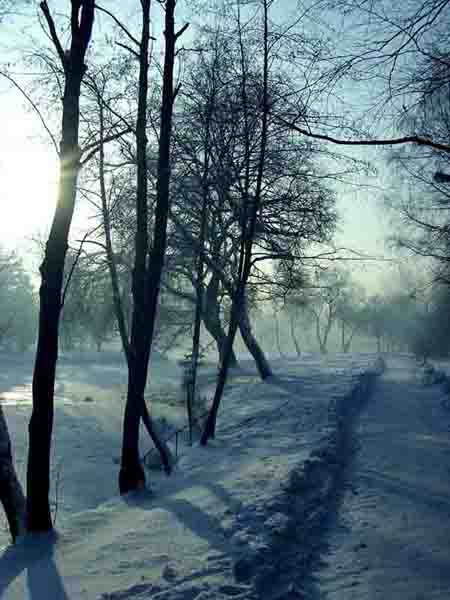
[[189, 79, 214, 437], [120, 0, 183, 494], [98, 99, 172, 476], [238, 296, 272, 379], [203, 275, 238, 369], [201, 286, 243, 444], [343, 325, 358, 353], [289, 312, 301, 357], [0, 404, 26, 542], [98, 100, 130, 363], [27, 0, 95, 532], [321, 307, 334, 354], [119, 0, 152, 495], [274, 311, 285, 358]]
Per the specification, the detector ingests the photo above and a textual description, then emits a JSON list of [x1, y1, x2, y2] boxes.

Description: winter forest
[[1, 1, 450, 598]]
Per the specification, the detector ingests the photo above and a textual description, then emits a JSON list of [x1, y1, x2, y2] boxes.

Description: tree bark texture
[[0, 404, 26, 542], [27, 0, 94, 531]]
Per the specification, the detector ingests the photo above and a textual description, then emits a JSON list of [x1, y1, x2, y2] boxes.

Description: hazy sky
[[0, 0, 394, 291]]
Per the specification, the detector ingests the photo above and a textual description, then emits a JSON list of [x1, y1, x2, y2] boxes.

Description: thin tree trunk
[[0, 404, 26, 542], [27, 0, 95, 531], [343, 325, 358, 353], [313, 310, 325, 354], [289, 312, 301, 357], [274, 311, 285, 358], [189, 78, 215, 439], [322, 307, 334, 353], [238, 296, 272, 378], [98, 101, 130, 362], [120, 0, 185, 493]]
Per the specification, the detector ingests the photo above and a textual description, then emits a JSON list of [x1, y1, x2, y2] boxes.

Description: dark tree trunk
[[120, 0, 183, 494], [203, 275, 238, 369], [27, 0, 94, 532], [201, 285, 243, 444], [119, 0, 152, 494], [98, 97, 172, 476], [0, 404, 26, 542], [238, 296, 272, 379]]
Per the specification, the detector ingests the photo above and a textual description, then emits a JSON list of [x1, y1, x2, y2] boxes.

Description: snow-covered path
[[312, 357, 450, 600]]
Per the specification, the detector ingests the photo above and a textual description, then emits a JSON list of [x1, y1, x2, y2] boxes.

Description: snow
[[0, 352, 376, 599], [311, 356, 450, 600]]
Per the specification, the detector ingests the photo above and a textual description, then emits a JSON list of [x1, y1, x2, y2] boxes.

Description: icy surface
[[0, 352, 373, 599]]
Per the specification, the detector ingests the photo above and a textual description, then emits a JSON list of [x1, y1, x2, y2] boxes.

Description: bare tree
[[201, 0, 272, 444], [119, 0, 187, 494], [27, 0, 95, 532]]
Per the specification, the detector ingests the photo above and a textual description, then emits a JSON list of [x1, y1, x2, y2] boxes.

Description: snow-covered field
[[0, 351, 376, 599]]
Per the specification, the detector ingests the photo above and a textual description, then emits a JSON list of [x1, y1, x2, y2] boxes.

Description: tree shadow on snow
[[0, 532, 68, 599]]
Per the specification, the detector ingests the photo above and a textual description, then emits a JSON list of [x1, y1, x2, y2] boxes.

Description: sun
[[0, 139, 58, 247]]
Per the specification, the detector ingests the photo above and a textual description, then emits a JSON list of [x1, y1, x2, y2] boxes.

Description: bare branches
[[0, 70, 59, 155], [39, 1, 65, 68], [80, 126, 133, 166], [175, 22, 189, 40], [115, 41, 140, 60], [95, 3, 141, 47]]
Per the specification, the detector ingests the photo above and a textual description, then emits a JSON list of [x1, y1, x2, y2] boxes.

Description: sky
[[0, 0, 395, 292]]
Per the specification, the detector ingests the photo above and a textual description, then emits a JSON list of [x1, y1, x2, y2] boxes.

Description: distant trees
[[0, 248, 37, 351], [0, 0, 28, 20], [59, 250, 117, 352], [411, 284, 450, 359]]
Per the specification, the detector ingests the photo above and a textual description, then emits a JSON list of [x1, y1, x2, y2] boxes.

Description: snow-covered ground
[[311, 356, 450, 600], [0, 351, 376, 599]]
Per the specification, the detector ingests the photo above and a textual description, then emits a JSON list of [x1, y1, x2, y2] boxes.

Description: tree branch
[[115, 41, 140, 59], [0, 71, 59, 155], [80, 127, 133, 166], [94, 3, 141, 47], [278, 118, 450, 154], [39, 1, 66, 68]]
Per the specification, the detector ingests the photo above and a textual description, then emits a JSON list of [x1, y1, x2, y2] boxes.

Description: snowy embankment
[[0, 353, 382, 600]]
